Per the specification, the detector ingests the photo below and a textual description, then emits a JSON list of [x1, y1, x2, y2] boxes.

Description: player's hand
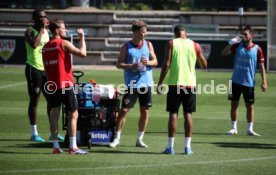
[[43, 19, 49, 27], [140, 56, 148, 65], [157, 83, 163, 95], [77, 28, 84, 39], [261, 82, 267, 92], [228, 36, 241, 45]]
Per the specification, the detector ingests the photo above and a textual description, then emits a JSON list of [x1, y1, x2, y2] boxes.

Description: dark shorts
[[228, 82, 255, 104], [166, 86, 196, 113], [48, 87, 78, 111], [121, 87, 152, 108], [25, 64, 48, 96]]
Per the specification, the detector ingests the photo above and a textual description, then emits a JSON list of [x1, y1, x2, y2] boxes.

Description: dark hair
[[32, 9, 45, 20], [242, 25, 254, 34], [132, 20, 147, 32], [49, 19, 64, 34], [174, 25, 185, 34]]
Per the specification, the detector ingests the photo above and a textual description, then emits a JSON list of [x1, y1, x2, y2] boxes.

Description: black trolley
[[62, 71, 120, 149]]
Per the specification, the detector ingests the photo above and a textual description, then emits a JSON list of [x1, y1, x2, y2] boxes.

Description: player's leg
[[182, 88, 195, 155], [243, 86, 259, 136], [109, 88, 136, 148], [48, 89, 63, 154], [25, 65, 44, 142], [163, 86, 180, 155], [64, 88, 89, 154], [227, 82, 242, 135], [41, 75, 64, 141], [136, 87, 151, 148]]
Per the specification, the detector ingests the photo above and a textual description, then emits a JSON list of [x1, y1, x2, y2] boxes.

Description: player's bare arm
[[158, 40, 172, 87], [24, 27, 44, 49], [62, 29, 86, 57], [116, 45, 139, 70], [221, 44, 232, 56], [25, 18, 48, 48], [259, 62, 267, 92], [141, 42, 158, 67], [196, 43, 207, 69]]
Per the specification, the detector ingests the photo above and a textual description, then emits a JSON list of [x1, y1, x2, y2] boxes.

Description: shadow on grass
[[0, 151, 51, 155], [0, 138, 52, 148], [193, 132, 226, 136], [212, 142, 276, 149], [0, 139, 31, 142], [91, 149, 162, 155], [146, 131, 184, 134], [17, 142, 52, 148]]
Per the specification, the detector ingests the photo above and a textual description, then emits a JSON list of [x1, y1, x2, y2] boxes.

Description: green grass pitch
[[0, 67, 276, 175]]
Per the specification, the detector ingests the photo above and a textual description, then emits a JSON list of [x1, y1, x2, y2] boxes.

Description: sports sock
[[69, 137, 78, 149], [185, 137, 192, 148], [116, 131, 121, 140], [137, 131, 144, 141], [232, 121, 237, 130], [248, 122, 253, 132], [168, 137, 174, 148], [53, 140, 60, 149], [31, 125, 38, 136]]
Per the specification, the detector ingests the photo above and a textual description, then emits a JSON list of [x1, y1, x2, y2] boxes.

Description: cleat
[[30, 135, 45, 142], [163, 147, 174, 155], [135, 140, 148, 148], [68, 148, 90, 155], [49, 134, 65, 141], [184, 147, 193, 155], [109, 138, 120, 148], [247, 130, 260, 137], [53, 148, 63, 154], [226, 129, 238, 135]]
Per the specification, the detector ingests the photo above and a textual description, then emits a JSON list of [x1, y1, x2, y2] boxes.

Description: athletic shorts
[[166, 86, 196, 113], [121, 87, 152, 108], [228, 82, 255, 104], [25, 64, 48, 96], [48, 87, 78, 111]]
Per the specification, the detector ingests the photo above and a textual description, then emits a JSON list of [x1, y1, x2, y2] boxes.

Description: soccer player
[[221, 25, 267, 136], [157, 25, 207, 155], [42, 19, 89, 154], [25, 9, 64, 142], [109, 20, 158, 148], [25, 9, 63, 142]]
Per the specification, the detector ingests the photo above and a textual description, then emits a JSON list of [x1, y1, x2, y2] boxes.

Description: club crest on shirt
[[200, 44, 211, 60], [123, 98, 130, 105], [0, 39, 16, 61]]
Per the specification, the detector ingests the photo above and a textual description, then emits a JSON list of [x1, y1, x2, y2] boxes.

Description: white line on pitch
[[0, 82, 26, 90]]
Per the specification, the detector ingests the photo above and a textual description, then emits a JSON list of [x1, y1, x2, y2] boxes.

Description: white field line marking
[[0, 82, 26, 90], [0, 156, 276, 174]]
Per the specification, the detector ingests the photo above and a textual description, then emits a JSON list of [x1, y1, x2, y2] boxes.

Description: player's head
[[32, 9, 47, 28], [49, 19, 67, 38], [241, 25, 254, 43], [242, 25, 254, 36], [32, 9, 46, 21], [132, 20, 147, 39], [174, 25, 186, 38], [132, 20, 147, 32]]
